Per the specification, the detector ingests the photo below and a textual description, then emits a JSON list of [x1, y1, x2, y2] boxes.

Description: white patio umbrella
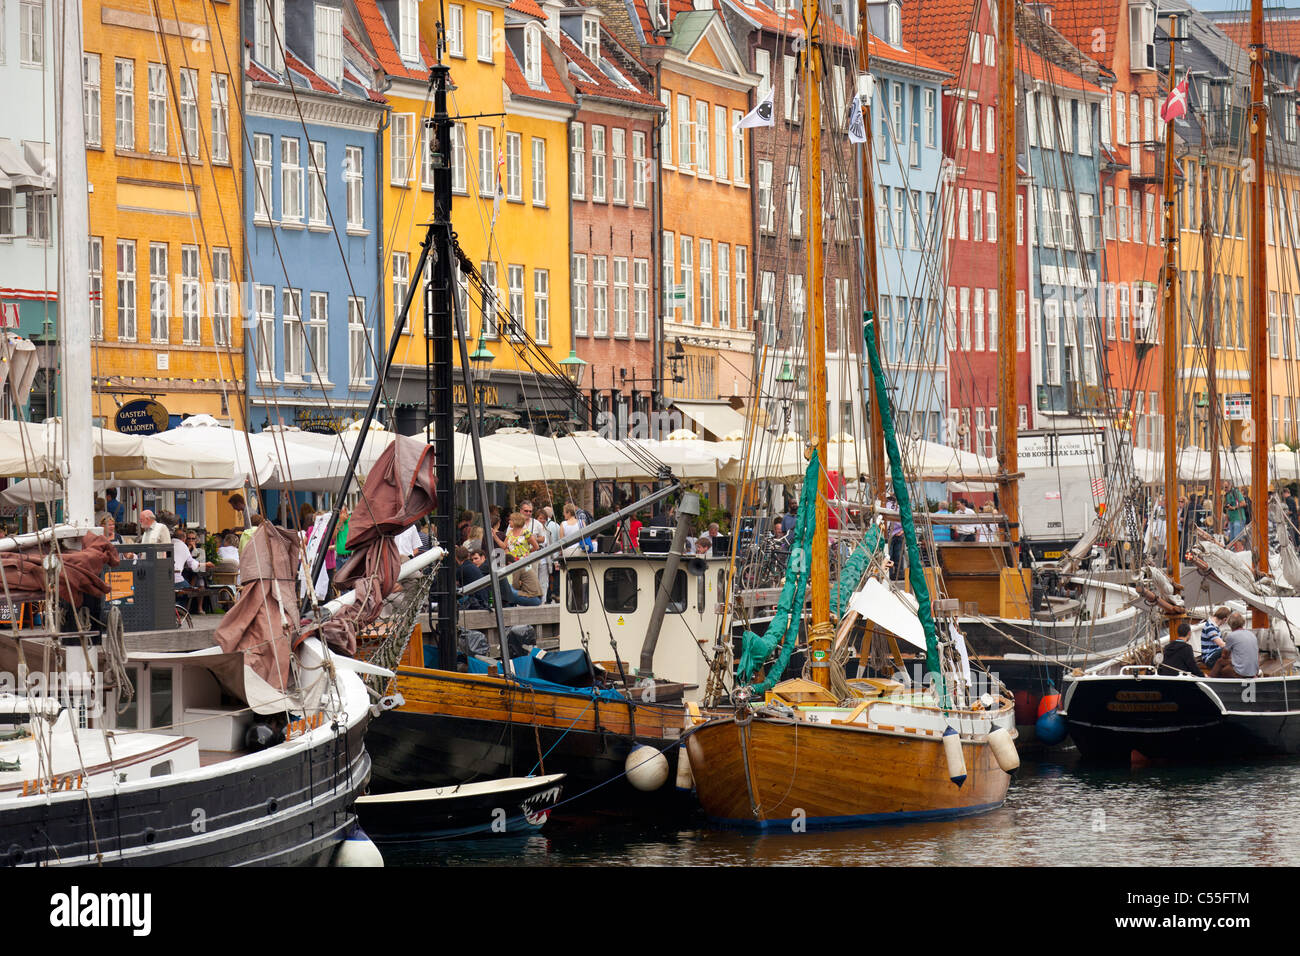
[[0, 419, 149, 479]]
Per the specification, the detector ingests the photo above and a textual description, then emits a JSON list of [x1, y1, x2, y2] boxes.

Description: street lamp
[[469, 335, 495, 376], [559, 349, 587, 387]]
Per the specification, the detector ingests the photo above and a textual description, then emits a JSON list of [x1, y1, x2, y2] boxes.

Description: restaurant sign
[[114, 399, 168, 435]]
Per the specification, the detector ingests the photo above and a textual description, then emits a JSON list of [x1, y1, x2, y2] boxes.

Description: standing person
[[519, 500, 550, 600], [138, 510, 171, 544], [227, 493, 250, 529], [104, 489, 125, 524], [953, 499, 977, 543], [1209, 612, 1259, 678], [560, 503, 585, 556], [1224, 483, 1247, 548], [334, 505, 352, 564], [930, 502, 952, 543], [976, 504, 998, 542]]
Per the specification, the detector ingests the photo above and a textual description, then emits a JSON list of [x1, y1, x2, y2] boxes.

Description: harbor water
[[380, 754, 1300, 866]]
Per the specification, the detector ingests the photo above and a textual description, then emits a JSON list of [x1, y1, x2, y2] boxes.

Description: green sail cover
[[736, 450, 820, 694], [831, 526, 884, 619], [864, 311, 947, 705]]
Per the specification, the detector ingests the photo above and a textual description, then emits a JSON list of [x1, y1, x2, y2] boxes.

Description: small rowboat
[[355, 773, 566, 841]]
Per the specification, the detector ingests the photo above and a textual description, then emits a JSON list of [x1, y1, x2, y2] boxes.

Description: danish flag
[[1160, 79, 1189, 124]]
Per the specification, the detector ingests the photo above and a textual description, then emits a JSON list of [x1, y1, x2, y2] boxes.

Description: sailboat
[[683, 0, 1017, 829], [1061, 2, 1300, 763]]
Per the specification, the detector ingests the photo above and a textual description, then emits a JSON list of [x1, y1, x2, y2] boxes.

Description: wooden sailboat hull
[[685, 715, 1011, 830], [1063, 673, 1300, 762], [367, 666, 698, 813]]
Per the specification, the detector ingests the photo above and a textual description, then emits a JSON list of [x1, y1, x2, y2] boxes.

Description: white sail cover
[[847, 576, 928, 651]]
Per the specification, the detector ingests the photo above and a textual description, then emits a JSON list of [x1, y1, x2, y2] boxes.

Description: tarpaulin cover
[[468, 649, 627, 701], [214, 522, 301, 691], [0, 532, 119, 606]]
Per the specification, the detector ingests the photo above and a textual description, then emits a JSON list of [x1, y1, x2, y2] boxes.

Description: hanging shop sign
[[114, 399, 169, 435]]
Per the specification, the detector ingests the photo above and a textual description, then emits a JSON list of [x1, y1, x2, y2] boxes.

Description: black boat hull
[[0, 718, 371, 867], [1063, 672, 1300, 762], [356, 775, 565, 840], [366, 709, 690, 815]]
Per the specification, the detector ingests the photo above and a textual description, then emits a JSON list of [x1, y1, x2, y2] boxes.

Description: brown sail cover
[[215, 522, 301, 691], [0, 533, 119, 604], [314, 435, 437, 657]]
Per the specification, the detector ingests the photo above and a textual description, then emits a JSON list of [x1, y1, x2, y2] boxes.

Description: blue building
[[242, 0, 385, 447], [1019, 22, 1111, 422], [864, 3, 951, 448]]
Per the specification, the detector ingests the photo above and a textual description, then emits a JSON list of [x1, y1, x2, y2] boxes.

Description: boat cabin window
[[603, 567, 639, 613], [150, 667, 173, 730], [653, 569, 686, 613], [150, 760, 173, 778], [698, 571, 707, 613], [118, 666, 139, 729], [566, 569, 589, 613]]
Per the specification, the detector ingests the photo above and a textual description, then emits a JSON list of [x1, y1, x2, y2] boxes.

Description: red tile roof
[[865, 33, 951, 76], [899, 0, 982, 80], [345, 26, 383, 72], [285, 50, 338, 93], [509, 0, 548, 20], [352, 0, 435, 81], [723, 0, 855, 48], [560, 31, 661, 108], [1037, 0, 1117, 72], [246, 61, 280, 85], [1216, 17, 1300, 60], [630, 0, 694, 48], [1017, 44, 1105, 95], [504, 43, 577, 105]]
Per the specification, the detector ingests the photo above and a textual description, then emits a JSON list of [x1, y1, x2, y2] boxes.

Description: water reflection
[[382, 756, 1300, 866]]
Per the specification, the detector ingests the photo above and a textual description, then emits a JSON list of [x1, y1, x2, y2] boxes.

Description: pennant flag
[[735, 88, 775, 130], [847, 94, 868, 144], [492, 144, 504, 227], [1160, 78, 1189, 123]]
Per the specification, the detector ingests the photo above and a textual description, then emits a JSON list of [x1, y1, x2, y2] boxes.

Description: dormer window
[[582, 17, 599, 63], [255, 0, 286, 72], [399, 0, 420, 63], [525, 24, 543, 87], [1129, 1, 1155, 72], [887, 0, 901, 47], [314, 5, 342, 88]]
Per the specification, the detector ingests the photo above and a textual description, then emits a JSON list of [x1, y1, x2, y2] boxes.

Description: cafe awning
[[0, 139, 43, 189], [667, 399, 749, 441]]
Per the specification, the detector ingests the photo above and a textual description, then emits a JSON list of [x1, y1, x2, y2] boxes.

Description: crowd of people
[[1157, 606, 1260, 680]]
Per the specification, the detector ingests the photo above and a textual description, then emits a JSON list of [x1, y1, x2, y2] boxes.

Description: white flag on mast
[[846, 94, 868, 144], [734, 88, 775, 130]]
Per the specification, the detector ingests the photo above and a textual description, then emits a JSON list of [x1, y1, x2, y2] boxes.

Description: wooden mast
[[805, 0, 833, 687], [1201, 145, 1220, 536], [996, 0, 1019, 568], [1162, 17, 1181, 641], [857, 38, 886, 496], [1249, 0, 1269, 628]]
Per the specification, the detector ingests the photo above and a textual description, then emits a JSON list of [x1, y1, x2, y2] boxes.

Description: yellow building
[[356, 0, 576, 431], [84, 0, 245, 528]]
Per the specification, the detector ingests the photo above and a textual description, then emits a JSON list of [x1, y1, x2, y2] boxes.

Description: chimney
[[543, 0, 563, 44]]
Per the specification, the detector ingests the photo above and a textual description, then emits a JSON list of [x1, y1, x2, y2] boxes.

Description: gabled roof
[[352, 0, 436, 81], [627, 0, 695, 48], [504, 42, 578, 105], [1038, 0, 1118, 73], [866, 33, 951, 77], [559, 30, 661, 108], [721, 0, 855, 49], [509, 0, 549, 19], [1214, 16, 1300, 61], [899, 0, 982, 81]]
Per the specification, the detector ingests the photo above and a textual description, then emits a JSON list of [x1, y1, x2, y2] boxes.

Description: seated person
[[1200, 605, 1230, 666], [1157, 620, 1203, 676], [499, 559, 543, 608], [216, 533, 240, 567], [457, 547, 490, 611], [100, 516, 123, 546], [1209, 612, 1259, 679]]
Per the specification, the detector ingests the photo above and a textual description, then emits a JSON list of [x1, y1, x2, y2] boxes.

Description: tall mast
[[856, 40, 886, 495], [1248, 0, 1268, 627], [805, 0, 833, 687], [996, 0, 1018, 562], [57, 0, 93, 528], [1161, 18, 1181, 640]]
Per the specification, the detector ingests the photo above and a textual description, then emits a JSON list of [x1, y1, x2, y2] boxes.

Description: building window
[[392, 252, 409, 333], [147, 63, 167, 154], [660, 90, 672, 169], [447, 4, 464, 56], [524, 23, 542, 86], [255, 0, 285, 72], [572, 254, 587, 335], [149, 243, 169, 343], [451, 123, 467, 194], [114, 58, 134, 151], [181, 245, 201, 345], [89, 237, 104, 340], [253, 133, 272, 223], [117, 240, 137, 342], [569, 122, 584, 199], [973, 189, 983, 242], [83, 54, 101, 148], [613, 257, 629, 336], [633, 258, 650, 338], [25, 191, 50, 241], [532, 137, 546, 205], [505, 132, 522, 201], [308, 291, 328, 379], [662, 232, 674, 320], [959, 287, 970, 350], [477, 10, 494, 62], [212, 248, 231, 346], [255, 285, 274, 378], [718, 243, 730, 328], [391, 113, 413, 185], [398, 0, 419, 61], [678, 93, 693, 168], [314, 5, 343, 86], [695, 100, 710, 175], [757, 161, 774, 233], [19, 0, 43, 65], [787, 165, 803, 237], [974, 288, 985, 350], [349, 296, 369, 383], [735, 246, 747, 329], [211, 74, 230, 162], [732, 110, 746, 182], [591, 126, 606, 202], [592, 256, 609, 335], [534, 269, 549, 343], [583, 16, 599, 62], [713, 105, 727, 180], [480, 261, 498, 337], [612, 128, 627, 203], [283, 288, 304, 378], [679, 237, 693, 324], [507, 265, 525, 341], [309, 141, 327, 225], [784, 54, 801, 123], [281, 137, 303, 222], [345, 146, 364, 229], [632, 131, 647, 206], [698, 241, 712, 326]]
